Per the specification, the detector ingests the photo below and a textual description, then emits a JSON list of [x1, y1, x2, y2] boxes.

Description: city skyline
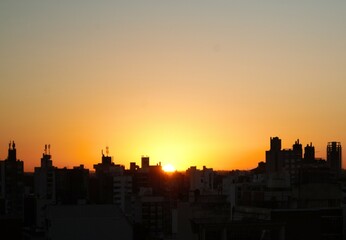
[[0, 137, 342, 173], [1, 1, 346, 172], [2, 135, 343, 239]]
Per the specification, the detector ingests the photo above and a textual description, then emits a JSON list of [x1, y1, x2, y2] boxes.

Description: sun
[[162, 164, 176, 172]]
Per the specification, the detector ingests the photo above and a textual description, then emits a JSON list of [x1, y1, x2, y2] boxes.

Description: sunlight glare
[[162, 164, 176, 172]]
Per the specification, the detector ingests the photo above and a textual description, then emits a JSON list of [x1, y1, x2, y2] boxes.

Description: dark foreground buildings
[[0, 138, 344, 240]]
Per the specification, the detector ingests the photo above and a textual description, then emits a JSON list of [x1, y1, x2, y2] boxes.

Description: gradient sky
[[1, 1, 346, 172]]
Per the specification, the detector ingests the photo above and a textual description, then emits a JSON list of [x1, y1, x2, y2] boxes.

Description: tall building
[[141, 156, 150, 169], [0, 141, 24, 217], [34, 144, 56, 228], [113, 175, 133, 217], [134, 195, 170, 239], [35, 145, 55, 202], [266, 137, 283, 173], [91, 149, 127, 204], [266, 137, 302, 185], [93, 148, 124, 176], [303, 143, 315, 163], [131, 156, 165, 196], [327, 142, 342, 176]]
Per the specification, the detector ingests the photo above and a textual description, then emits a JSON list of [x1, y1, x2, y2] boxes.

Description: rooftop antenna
[[48, 144, 50, 155], [106, 146, 109, 156], [44, 144, 47, 155]]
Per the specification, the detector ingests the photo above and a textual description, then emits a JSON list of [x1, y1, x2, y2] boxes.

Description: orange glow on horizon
[[162, 164, 176, 172], [1, 2, 346, 172]]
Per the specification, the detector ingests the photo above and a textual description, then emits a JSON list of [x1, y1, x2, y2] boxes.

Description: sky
[[0, 1, 346, 172]]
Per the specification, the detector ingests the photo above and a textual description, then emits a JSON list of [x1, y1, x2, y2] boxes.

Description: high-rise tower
[[304, 143, 315, 163], [0, 141, 24, 217], [327, 142, 342, 176], [266, 137, 282, 173]]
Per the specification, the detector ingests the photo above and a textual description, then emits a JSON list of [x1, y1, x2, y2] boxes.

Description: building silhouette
[[266, 137, 302, 185], [327, 142, 342, 176], [34, 144, 56, 229], [266, 137, 282, 173], [0, 142, 24, 240], [0, 141, 24, 217], [303, 143, 315, 163], [90, 148, 126, 205]]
